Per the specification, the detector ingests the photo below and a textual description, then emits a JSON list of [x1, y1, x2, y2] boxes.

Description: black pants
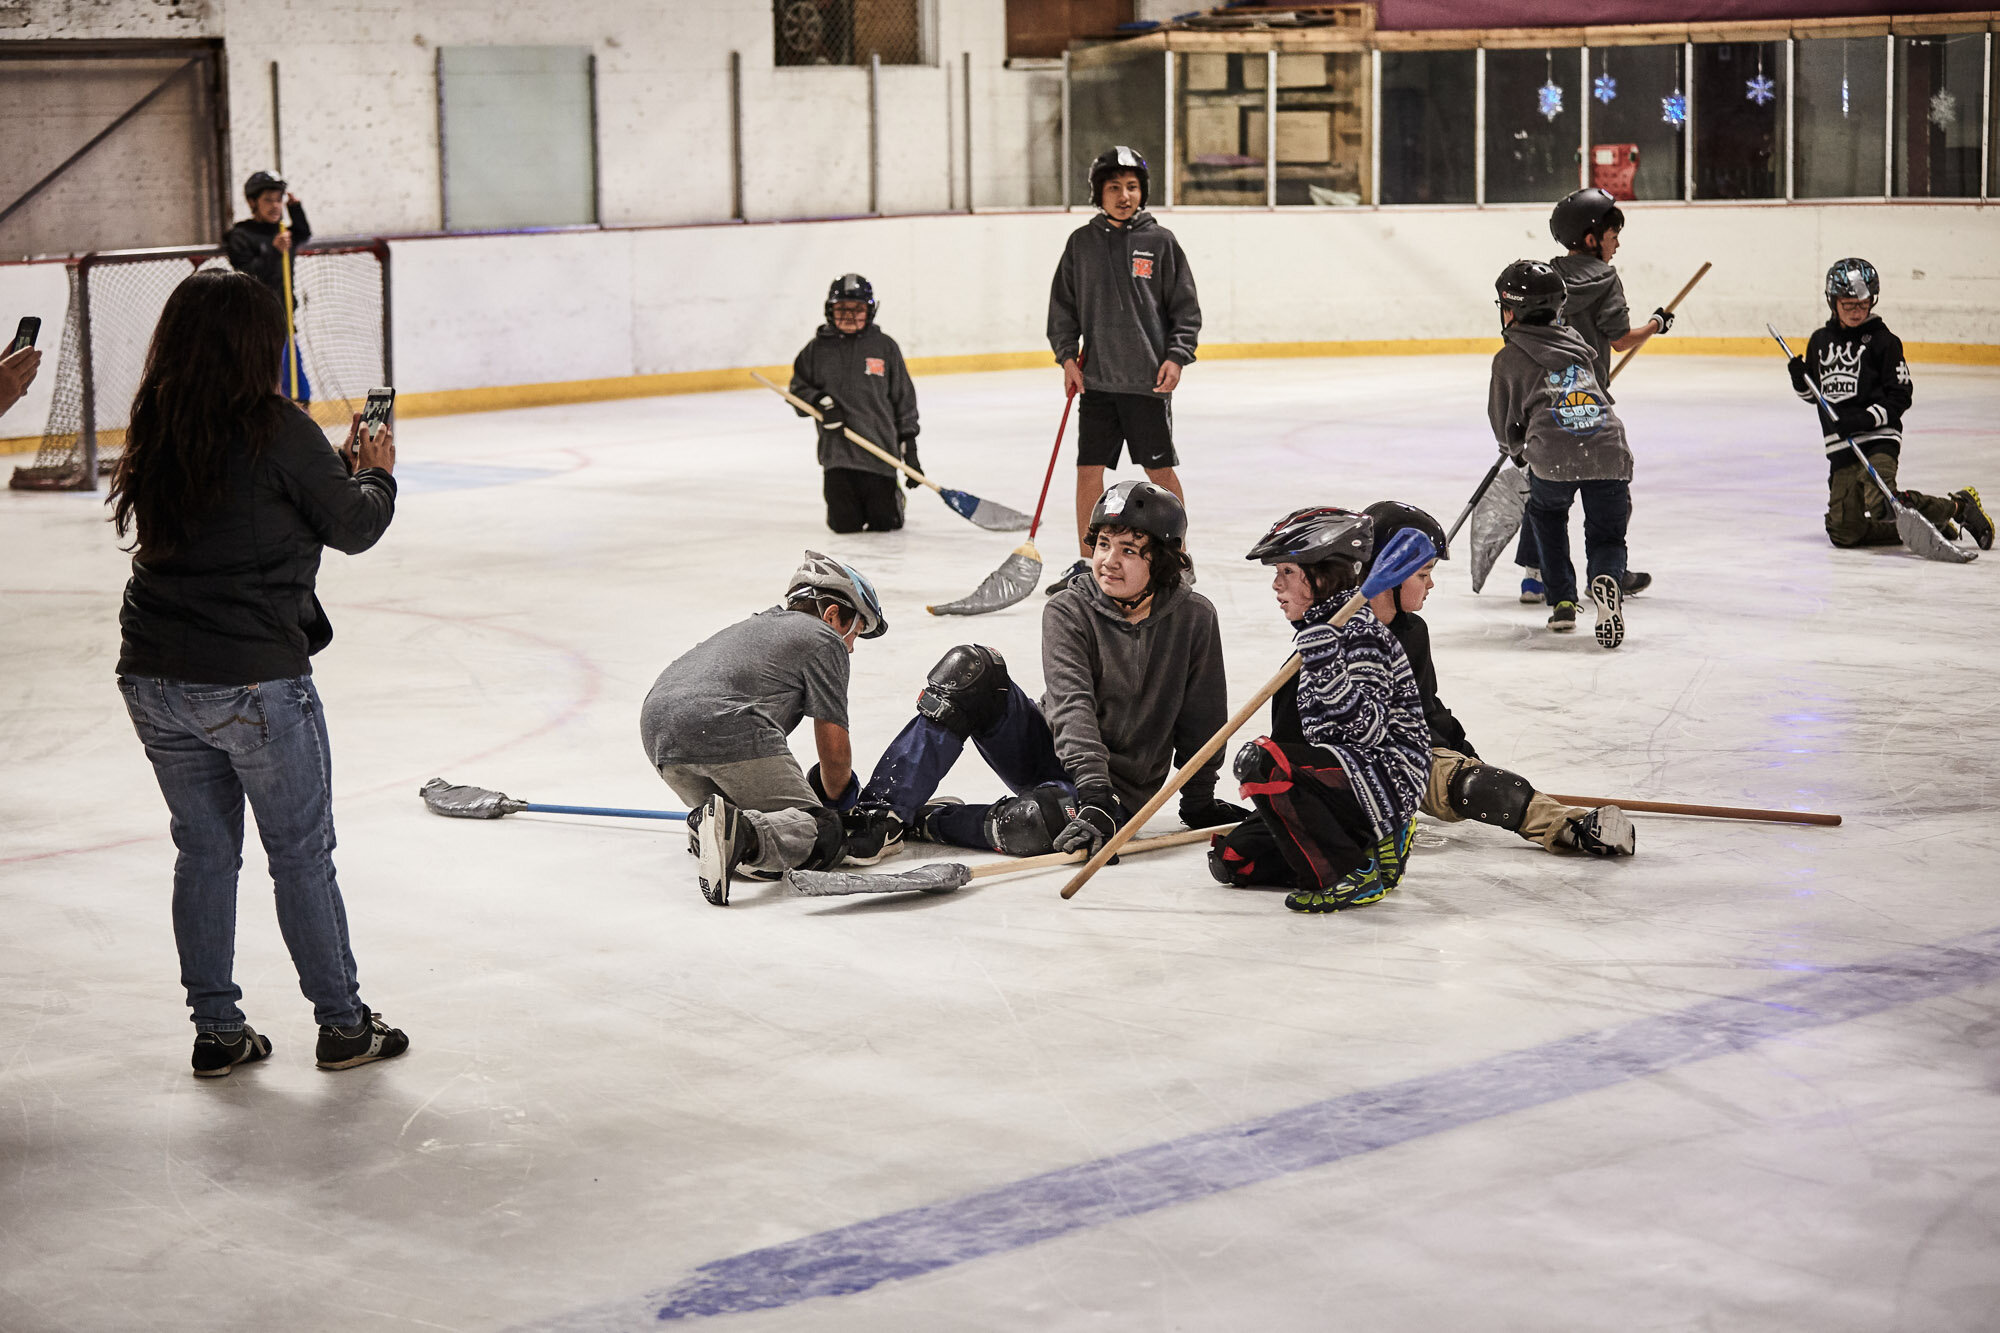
[[1210, 739, 1374, 892], [824, 468, 904, 533]]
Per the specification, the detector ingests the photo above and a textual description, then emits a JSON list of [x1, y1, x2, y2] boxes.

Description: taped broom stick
[[1545, 795, 1840, 826], [1606, 261, 1711, 384]]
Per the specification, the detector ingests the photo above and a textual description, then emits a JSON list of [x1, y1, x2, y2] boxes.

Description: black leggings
[[1210, 739, 1375, 892]]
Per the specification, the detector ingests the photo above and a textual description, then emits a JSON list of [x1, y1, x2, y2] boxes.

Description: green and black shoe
[[1952, 487, 1993, 550], [1375, 818, 1418, 891], [1285, 859, 1385, 913]]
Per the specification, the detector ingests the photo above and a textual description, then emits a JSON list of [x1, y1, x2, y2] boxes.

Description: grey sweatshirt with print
[[1488, 321, 1632, 483], [1047, 211, 1201, 396], [1039, 573, 1227, 814]]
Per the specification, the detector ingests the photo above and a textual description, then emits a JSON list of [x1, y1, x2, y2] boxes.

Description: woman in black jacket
[[110, 269, 408, 1078]]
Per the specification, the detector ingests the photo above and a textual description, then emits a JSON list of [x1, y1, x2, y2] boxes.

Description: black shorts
[[1076, 390, 1177, 470]]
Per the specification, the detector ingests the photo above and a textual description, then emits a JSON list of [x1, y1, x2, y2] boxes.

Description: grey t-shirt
[[640, 607, 850, 766]]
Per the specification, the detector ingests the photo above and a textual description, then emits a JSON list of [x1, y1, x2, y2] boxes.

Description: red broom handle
[[1028, 382, 1077, 543]]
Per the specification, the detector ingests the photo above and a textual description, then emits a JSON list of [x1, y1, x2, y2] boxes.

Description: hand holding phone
[[360, 386, 395, 441], [8, 317, 39, 354]]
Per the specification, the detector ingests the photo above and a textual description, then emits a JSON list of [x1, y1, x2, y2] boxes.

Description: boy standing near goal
[[789, 273, 921, 534], [1045, 146, 1201, 591], [224, 170, 312, 404]]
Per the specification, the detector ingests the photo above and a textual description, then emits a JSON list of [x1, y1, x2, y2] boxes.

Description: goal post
[[10, 239, 393, 492]]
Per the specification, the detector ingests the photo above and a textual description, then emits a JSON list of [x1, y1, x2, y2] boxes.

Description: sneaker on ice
[[1547, 601, 1577, 632], [911, 796, 965, 843], [1589, 574, 1624, 650], [696, 793, 744, 906], [1952, 488, 1993, 550], [1519, 569, 1544, 604], [316, 1010, 408, 1070], [1618, 570, 1652, 595], [192, 1024, 272, 1079], [1044, 558, 1089, 596], [841, 803, 906, 864]]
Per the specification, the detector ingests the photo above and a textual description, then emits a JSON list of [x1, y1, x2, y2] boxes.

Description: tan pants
[[656, 755, 829, 873], [1422, 747, 1587, 852], [1826, 452, 1956, 548]]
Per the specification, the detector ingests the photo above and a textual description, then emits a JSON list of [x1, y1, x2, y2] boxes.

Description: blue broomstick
[[421, 778, 687, 822]]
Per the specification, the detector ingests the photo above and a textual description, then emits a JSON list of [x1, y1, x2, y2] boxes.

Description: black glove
[[815, 393, 844, 435], [1179, 792, 1251, 830], [1831, 408, 1873, 440], [899, 438, 922, 489], [1051, 784, 1120, 857], [1651, 306, 1675, 335], [807, 763, 860, 812], [1787, 356, 1810, 393]]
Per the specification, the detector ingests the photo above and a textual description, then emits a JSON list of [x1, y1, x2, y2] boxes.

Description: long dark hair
[[109, 269, 289, 559]]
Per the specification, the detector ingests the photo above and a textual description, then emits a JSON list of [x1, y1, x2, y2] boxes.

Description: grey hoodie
[[1488, 321, 1632, 483], [1039, 573, 1227, 813], [1047, 211, 1201, 397], [1550, 252, 1631, 383]]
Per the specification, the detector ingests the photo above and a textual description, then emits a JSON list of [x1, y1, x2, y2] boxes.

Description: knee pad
[[1445, 762, 1533, 832], [917, 644, 1012, 739], [797, 807, 848, 872], [981, 782, 1074, 856], [1231, 737, 1288, 795]]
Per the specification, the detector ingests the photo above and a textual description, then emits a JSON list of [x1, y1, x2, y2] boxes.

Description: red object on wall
[[1591, 143, 1638, 200]]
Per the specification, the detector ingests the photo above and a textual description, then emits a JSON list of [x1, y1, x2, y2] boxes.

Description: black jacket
[[223, 201, 312, 301], [1272, 607, 1473, 757], [1047, 211, 1201, 396], [789, 324, 919, 477], [1795, 315, 1911, 474], [116, 403, 396, 685]]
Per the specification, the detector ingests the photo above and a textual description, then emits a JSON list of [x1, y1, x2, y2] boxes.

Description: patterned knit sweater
[[1291, 595, 1429, 836]]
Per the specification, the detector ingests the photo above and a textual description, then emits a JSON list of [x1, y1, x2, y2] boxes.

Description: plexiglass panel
[[439, 46, 596, 230], [1894, 33, 1985, 197], [1693, 42, 1785, 199], [1069, 46, 1166, 207], [1176, 53, 1266, 206], [1273, 52, 1368, 205], [1796, 36, 1889, 198], [1378, 50, 1474, 205], [1484, 48, 1582, 204], [1582, 44, 1686, 201]]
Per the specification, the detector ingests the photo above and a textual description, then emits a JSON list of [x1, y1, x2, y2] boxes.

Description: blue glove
[[1360, 529, 1438, 599]]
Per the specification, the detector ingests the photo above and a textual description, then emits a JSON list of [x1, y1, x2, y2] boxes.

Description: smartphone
[[360, 386, 394, 438], [7, 317, 38, 354]]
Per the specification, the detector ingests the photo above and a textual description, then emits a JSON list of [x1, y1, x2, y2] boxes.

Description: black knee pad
[[981, 782, 1074, 856], [917, 644, 1012, 738], [1446, 762, 1533, 831], [1232, 738, 1281, 788], [797, 807, 848, 872]]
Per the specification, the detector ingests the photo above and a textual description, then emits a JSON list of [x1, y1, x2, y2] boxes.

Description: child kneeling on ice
[[1209, 507, 1432, 913]]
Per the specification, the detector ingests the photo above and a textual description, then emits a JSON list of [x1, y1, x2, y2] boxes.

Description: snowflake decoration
[[1593, 73, 1617, 104], [1746, 74, 1776, 106], [1661, 91, 1687, 127], [1841, 76, 1850, 117], [1929, 88, 1959, 130], [1538, 80, 1564, 121]]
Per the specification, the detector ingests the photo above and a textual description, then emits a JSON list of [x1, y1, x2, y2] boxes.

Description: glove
[[1831, 408, 1873, 440], [808, 763, 860, 812], [1179, 793, 1251, 830], [815, 393, 844, 435], [1051, 784, 1120, 857], [1651, 306, 1675, 335], [1787, 356, 1809, 393], [899, 438, 922, 489]]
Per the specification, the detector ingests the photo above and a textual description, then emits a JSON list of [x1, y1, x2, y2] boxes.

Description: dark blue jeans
[[1525, 474, 1630, 607], [117, 675, 365, 1032], [859, 681, 1073, 850]]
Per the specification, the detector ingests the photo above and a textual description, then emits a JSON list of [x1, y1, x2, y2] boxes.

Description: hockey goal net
[[10, 240, 392, 491]]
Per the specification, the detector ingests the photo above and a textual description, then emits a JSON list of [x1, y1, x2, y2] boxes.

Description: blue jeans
[[117, 675, 365, 1032], [1525, 474, 1630, 607], [859, 680, 1073, 850]]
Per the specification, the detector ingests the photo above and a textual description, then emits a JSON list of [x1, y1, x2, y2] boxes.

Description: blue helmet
[[788, 550, 887, 638]]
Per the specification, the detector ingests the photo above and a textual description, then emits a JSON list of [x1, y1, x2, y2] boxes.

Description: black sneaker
[[696, 793, 743, 906], [1952, 488, 1993, 550], [1589, 574, 1624, 650], [192, 1025, 272, 1079], [1044, 558, 1089, 595], [315, 1010, 408, 1070], [841, 802, 906, 864], [1618, 570, 1652, 595], [1560, 806, 1636, 857], [911, 796, 965, 843], [1547, 601, 1577, 632]]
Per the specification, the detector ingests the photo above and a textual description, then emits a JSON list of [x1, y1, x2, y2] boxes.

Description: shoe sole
[[696, 794, 734, 906], [1519, 591, 1543, 604], [316, 1046, 406, 1070], [1590, 576, 1624, 650], [841, 836, 904, 867], [1591, 805, 1636, 856]]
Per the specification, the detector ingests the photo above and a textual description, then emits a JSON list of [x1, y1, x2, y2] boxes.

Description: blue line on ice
[[524, 925, 2000, 1330]]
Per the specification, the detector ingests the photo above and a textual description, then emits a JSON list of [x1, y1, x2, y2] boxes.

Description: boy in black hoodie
[[1489, 260, 1634, 650], [1045, 146, 1202, 590], [1789, 258, 1991, 551], [224, 170, 312, 404], [790, 273, 921, 534]]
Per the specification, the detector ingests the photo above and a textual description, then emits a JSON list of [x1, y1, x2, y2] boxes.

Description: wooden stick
[[1545, 795, 1841, 827], [1061, 589, 1371, 901], [970, 822, 1236, 882], [1606, 260, 1711, 385], [751, 371, 940, 494]]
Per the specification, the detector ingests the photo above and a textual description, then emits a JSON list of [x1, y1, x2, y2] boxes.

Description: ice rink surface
[[4, 355, 1998, 1332]]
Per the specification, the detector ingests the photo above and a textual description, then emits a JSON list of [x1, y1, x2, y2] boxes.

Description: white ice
[[3, 356, 1998, 1332]]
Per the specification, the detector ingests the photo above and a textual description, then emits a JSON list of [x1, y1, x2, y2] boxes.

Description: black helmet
[[1550, 187, 1623, 250], [1246, 506, 1373, 567], [244, 170, 285, 200], [824, 272, 877, 329], [1090, 479, 1185, 544], [1362, 501, 1449, 567], [1496, 259, 1567, 326], [1088, 145, 1150, 209], [1824, 258, 1879, 312]]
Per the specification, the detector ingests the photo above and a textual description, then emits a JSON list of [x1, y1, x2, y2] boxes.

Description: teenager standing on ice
[[224, 170, 312, 405], [1789, 258, 1991, 552], [841, 481, 1245, 863], [1045, 146, 1201, 591], [789, 273, 921, 534]]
